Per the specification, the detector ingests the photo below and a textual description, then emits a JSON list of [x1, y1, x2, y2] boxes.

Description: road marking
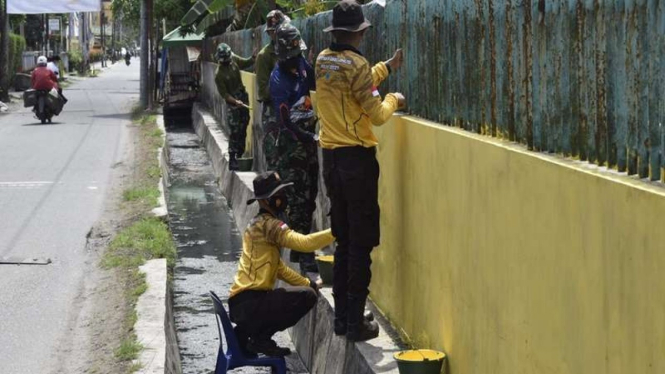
[[0, 181, 55, 188]]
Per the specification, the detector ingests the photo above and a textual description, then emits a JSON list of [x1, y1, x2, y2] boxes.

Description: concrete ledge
[[152, 115, 169, 220], [192, 103, 259, 230], [136, 259, 168, 374], [191, 103, 403, 374]]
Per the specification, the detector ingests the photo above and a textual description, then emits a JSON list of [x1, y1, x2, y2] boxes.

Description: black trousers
[[322, 146, 380, 299], [228, 287, 317, 339]]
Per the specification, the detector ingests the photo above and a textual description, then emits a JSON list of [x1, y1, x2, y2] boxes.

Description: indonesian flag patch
[[280, 222, 289, 231], [371, 85, 380, 97]]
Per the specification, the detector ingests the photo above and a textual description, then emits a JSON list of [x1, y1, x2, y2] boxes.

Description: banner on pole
[[8, 0, 101, 14]]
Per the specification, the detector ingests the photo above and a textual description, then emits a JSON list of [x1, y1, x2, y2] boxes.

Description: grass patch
[[100, 102, 174, 374], [123, 187, 160, 204], [114, 337, 143, 361], [146, 165, 161, 179], [103, 217, 176, 269]]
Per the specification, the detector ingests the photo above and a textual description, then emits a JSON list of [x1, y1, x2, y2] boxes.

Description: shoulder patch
[[279, 222, 289, 230]]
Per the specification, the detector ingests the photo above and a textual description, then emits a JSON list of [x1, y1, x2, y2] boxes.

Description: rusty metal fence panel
[[201, 0, 665, 181]]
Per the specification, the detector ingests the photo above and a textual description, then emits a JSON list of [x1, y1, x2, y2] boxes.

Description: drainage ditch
[[164, 107, 307, 374]]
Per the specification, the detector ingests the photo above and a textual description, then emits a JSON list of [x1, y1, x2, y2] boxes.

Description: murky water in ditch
[[165, 109, 307, 374]]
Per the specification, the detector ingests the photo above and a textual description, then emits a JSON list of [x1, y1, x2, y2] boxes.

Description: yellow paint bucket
[[315, 255, 334, 285], [394, 350, 446, 374]]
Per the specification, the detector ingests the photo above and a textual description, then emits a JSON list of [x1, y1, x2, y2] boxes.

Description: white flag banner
[[8, 0, 101, 14]]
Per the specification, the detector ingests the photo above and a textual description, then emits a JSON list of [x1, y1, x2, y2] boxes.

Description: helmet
[[37, 56, 47, 66], [289, 96, 316, 126], [275, 23, 307, 61], [215, 43, 233, 63], [265, 10, 289, 32]]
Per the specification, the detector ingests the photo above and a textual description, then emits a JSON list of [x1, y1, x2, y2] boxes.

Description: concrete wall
[[371, 116, 665, 374], [200, 69, 665, 374]]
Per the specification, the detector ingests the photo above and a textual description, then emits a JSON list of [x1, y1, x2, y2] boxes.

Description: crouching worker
[[228, 171, 335, 357]]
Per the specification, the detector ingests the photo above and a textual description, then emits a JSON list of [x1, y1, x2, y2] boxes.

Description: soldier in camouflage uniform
[[214, 43, 256, 171], [257, 10, 288, 157], [267, 23, 320, 273]]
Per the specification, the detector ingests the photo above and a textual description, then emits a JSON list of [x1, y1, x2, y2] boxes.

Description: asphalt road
[[0, 62, 139, 373]]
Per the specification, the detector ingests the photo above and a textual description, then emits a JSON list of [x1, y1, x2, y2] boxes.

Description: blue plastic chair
[[209, 291, 287, 374]]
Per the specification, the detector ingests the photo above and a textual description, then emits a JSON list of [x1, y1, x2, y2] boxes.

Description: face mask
[[269, 194, 288, 213], [280, 57, 300, 72]]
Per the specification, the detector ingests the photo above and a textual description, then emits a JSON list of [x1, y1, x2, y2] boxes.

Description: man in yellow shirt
[[228, 172, 335, 357], [315, 0, 405, 342]]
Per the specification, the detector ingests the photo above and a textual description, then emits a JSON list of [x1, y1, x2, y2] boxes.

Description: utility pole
[[148, 0, 155, 109], [0, 0, 10, 102], [101, 11, 105, 67], [82, 12, 89, 73], [140, 0, 149, 108], [111, 15, 115, 63]]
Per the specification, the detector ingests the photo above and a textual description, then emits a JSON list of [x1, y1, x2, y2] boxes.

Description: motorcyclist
[[31, 55, 67, 103]]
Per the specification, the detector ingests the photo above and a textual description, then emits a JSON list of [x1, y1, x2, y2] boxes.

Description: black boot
[[333, 293, 347, 336], [234, 326, 257, 358], [299, 252, 319, 274], [247, 336, 291, 357], [346, 295, 379, 342], [229, 153, 239, 171], [334, 304, 375, 336]]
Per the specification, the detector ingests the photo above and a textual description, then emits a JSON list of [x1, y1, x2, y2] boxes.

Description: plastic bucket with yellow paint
[[315, 255, 334, 285], [394, 350, 445, 374]]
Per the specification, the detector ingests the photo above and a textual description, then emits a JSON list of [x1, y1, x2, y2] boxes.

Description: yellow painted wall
[[229, 72, 665, 373], [371, 116, 665, 374], [241, 71, 256, 156]]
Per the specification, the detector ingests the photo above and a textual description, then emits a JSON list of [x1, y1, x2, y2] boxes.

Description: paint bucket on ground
[[394, 350, 446, 374], [238, 157, 253, 171], [315, 255, 334, 285]]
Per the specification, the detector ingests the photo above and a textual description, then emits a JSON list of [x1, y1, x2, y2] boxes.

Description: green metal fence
[[203, 0, 665, 181]]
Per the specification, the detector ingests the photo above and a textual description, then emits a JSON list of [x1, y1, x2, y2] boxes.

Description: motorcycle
[[23, 89, 63, 124]]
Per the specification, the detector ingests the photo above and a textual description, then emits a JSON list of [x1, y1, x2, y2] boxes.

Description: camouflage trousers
[[263, 129, 319, 236], [227, 90, 250, 156], [261, 102, 277, 133]]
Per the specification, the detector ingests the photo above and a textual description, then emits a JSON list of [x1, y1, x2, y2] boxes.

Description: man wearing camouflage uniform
[[267, 23, 319, 273], [256, 10, 288, 150], [214, 43, 255, 171]]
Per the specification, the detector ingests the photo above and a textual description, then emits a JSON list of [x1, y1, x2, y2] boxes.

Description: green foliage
[[0, 33, 27, 85], [102, 217, 177, 269], [9, 34, 26, 76], [68, 49, 83, 73], [113, 0, 194, 31], [114, 337, 143, 361]]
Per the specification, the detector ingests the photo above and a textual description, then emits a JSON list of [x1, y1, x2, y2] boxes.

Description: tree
[[113, 0, 193, 32], [0, 0, 9, 102]]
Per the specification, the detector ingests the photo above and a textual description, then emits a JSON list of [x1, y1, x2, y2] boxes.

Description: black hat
[[323, 0, 372, 33], [246, 171, 294, 205]]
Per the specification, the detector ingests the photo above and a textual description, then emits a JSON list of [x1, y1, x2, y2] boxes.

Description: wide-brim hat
[[246, 171, 294, 205], [323, 0, 372, 33]]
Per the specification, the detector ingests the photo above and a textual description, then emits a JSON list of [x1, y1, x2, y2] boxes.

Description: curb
[[192, 103, 403, 374], [135, 114, 182, 374], [135, 259, 168, 374], [152, 115, 169, 220]]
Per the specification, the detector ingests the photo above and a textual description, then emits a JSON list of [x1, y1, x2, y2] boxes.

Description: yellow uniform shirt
[[315, 45, 399, 149], [229, 212, 335, 298]]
